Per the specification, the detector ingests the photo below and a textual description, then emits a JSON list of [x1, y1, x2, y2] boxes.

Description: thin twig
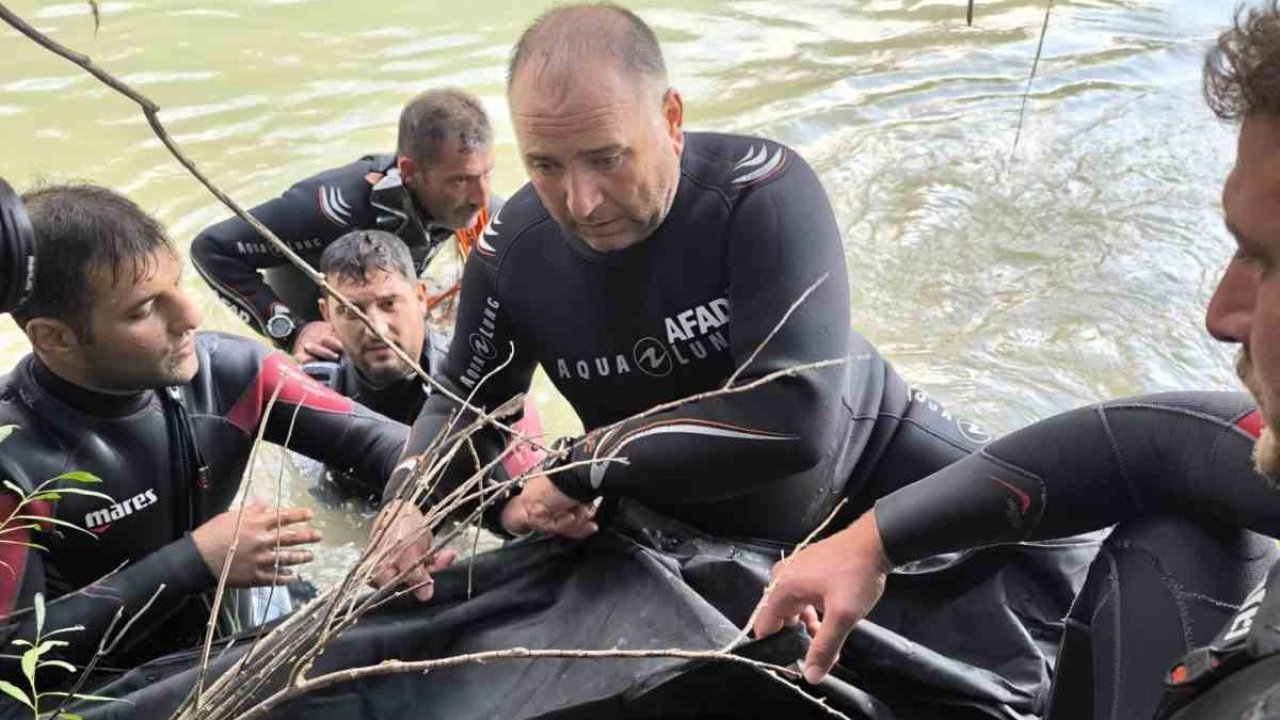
[[723, 499, 848, 652], [233, 647, 827, 720], [190, 377, 286, 710], [1010, 0, 1055, 163], [0, 2, 548, 456], [724, 274, 829, 389]]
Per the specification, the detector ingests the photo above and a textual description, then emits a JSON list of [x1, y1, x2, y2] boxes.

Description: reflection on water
[[0, 0, 1240, 583]]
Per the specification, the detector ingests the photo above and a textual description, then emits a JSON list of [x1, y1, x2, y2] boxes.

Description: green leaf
[[35, 593, 45, 635], [0, 425, 16, 445], [2, 479, 27, 497], [9, 639, 31, 648], [9, 515, 100, 540], [31, 492, 61, 501], [43, 691, 129, 704], [20, 645, 37, 686], [52, 472, 101, 485], [36, 487, 113, 503], [41, 659, 77, 674], [43, 625, 85, 638], [57, 713, 86, 720], [0, 679, 32, 709]]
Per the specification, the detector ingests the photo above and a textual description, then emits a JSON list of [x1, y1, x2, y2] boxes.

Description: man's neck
[[31, 355, 150, 418]]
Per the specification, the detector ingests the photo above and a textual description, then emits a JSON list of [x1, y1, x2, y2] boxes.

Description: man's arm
[[214, 340, 409, 487], [0, 491, 213, 675], [190, 163, 375, 341], [551, 149, 852, 505], [754, 391, 1280, 682]]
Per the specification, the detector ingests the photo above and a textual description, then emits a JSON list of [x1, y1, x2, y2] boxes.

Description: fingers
[[299, 342, 340, 362], [800, 605, 821, 637], [262, 506, 315, 530], [273, 527, 324, 546], [803, 605, 859, 685], [751, 582, 810, 640], [428, 548, 457, 572]]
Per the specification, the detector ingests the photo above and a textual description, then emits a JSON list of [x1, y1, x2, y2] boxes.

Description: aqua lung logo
[[85, 488, 158, 535], [633, 337, 673, 377], [459, 296, 501, 389], [957, 420, 990, 445], [469, 332, 497, 360], [554, 298, 731, 382]]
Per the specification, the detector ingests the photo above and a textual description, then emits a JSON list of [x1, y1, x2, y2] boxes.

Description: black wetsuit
[[395, 131, 985, 544], [0, 332, 406, 678], [190, 154, 497, 345], [872, 392, 1280, 719]]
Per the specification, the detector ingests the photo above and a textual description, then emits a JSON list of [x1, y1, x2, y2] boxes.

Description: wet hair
[[507, 3, 668, 96], [320, 229, 416, 286], [397, 88, 492, 166], [1205, 0, 1280, 120], [13, 184, 171, 340]]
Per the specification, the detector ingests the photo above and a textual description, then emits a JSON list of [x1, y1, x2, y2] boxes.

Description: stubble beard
[[1237, 349, 1280, 487]]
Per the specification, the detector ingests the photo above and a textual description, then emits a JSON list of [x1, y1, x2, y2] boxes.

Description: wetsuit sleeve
[[551, 153, 852, 504], [219, 346, 409, 487], [875, 392, 1280, 565], [190, 169, 372, 337], [0, 489, 214, 676], [388, 245, 537, 512]]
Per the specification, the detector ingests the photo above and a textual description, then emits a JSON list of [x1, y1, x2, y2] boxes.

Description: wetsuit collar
[[30, 356, 152, 418]]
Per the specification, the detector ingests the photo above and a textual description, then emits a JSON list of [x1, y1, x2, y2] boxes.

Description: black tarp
[[43, 501, 1099, 720]]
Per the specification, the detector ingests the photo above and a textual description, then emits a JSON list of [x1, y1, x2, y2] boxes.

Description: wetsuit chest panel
[[502, 195, 736, 431], [40, 409, 185, 592]]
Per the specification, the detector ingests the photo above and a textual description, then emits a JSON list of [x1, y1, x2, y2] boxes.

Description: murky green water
[[0, 0, 1242, 587]]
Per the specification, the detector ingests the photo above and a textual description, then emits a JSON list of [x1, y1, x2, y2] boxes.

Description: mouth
[[579, 218, 625, 237], [174, 339, 195, 359]]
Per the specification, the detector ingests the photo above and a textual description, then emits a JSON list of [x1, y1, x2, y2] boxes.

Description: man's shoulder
[[191, 332, 272, 382], [682, 131, 807, 195], [286, 153, 393, 229], [472, 184, 554, 265]]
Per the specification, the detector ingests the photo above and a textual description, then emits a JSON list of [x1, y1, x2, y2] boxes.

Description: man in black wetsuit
[[755, 4, 1280, 719], [304, 228, 543, 499], [0, 185, 428, 683], [372, 2, 989, 560], [191, 87, 500, 365], [369, 12, 1102, 707]]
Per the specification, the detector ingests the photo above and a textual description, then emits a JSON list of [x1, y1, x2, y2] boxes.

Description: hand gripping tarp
[[52, 501, 1098, 720]]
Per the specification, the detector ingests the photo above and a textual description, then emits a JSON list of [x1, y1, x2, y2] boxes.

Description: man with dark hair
[[0, 184, 428, 680], [371, 4, 1094, 709], [191, 87, 501, 364], [754, 3, 1280, 718], [305, 229, 543, 499]]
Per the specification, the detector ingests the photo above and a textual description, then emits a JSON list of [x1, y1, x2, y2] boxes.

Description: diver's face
[[321, 268, 427, 387], [405, 141, 495, 231], [1206, 118, 1280, 477], [510, 61, 684, 252], [77, 249, 203, 391]]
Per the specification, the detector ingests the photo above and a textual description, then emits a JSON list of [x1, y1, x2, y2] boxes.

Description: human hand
[[368, 500, 456, 601], [500, 473, 598, 540], [750, 510, 892, 684], [191, 502, 323, 587], [290, 321, 343, 363]]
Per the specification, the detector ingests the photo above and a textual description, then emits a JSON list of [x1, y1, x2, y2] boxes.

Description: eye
[[379, 298, 399, 312], [131, 301, 155, 320], [529, 159, 560, 178], [593, 154, 621, 170]]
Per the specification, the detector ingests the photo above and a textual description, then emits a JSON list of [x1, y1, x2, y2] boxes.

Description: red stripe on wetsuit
[[225, 353, 353, 435], [1238, 409, 1264, 440]]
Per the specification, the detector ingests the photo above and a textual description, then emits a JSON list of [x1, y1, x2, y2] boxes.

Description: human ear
[[25, 317, 80, 358], [662, 88, 685, 155]]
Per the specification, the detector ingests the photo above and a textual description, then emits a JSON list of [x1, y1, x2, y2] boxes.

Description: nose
[[565, 168, 603, 223], [468, 175, 490, 209], [1206, 256, 1257, 344], [173, 288, 204, 335]]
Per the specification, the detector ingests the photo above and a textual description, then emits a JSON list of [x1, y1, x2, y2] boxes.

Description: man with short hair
[[305, 228, 543, 499], [753, 3, 1280, 717], [192, 87, 500, 364], [0, 184, 431, 681], [372, 6, 1090, 708]]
